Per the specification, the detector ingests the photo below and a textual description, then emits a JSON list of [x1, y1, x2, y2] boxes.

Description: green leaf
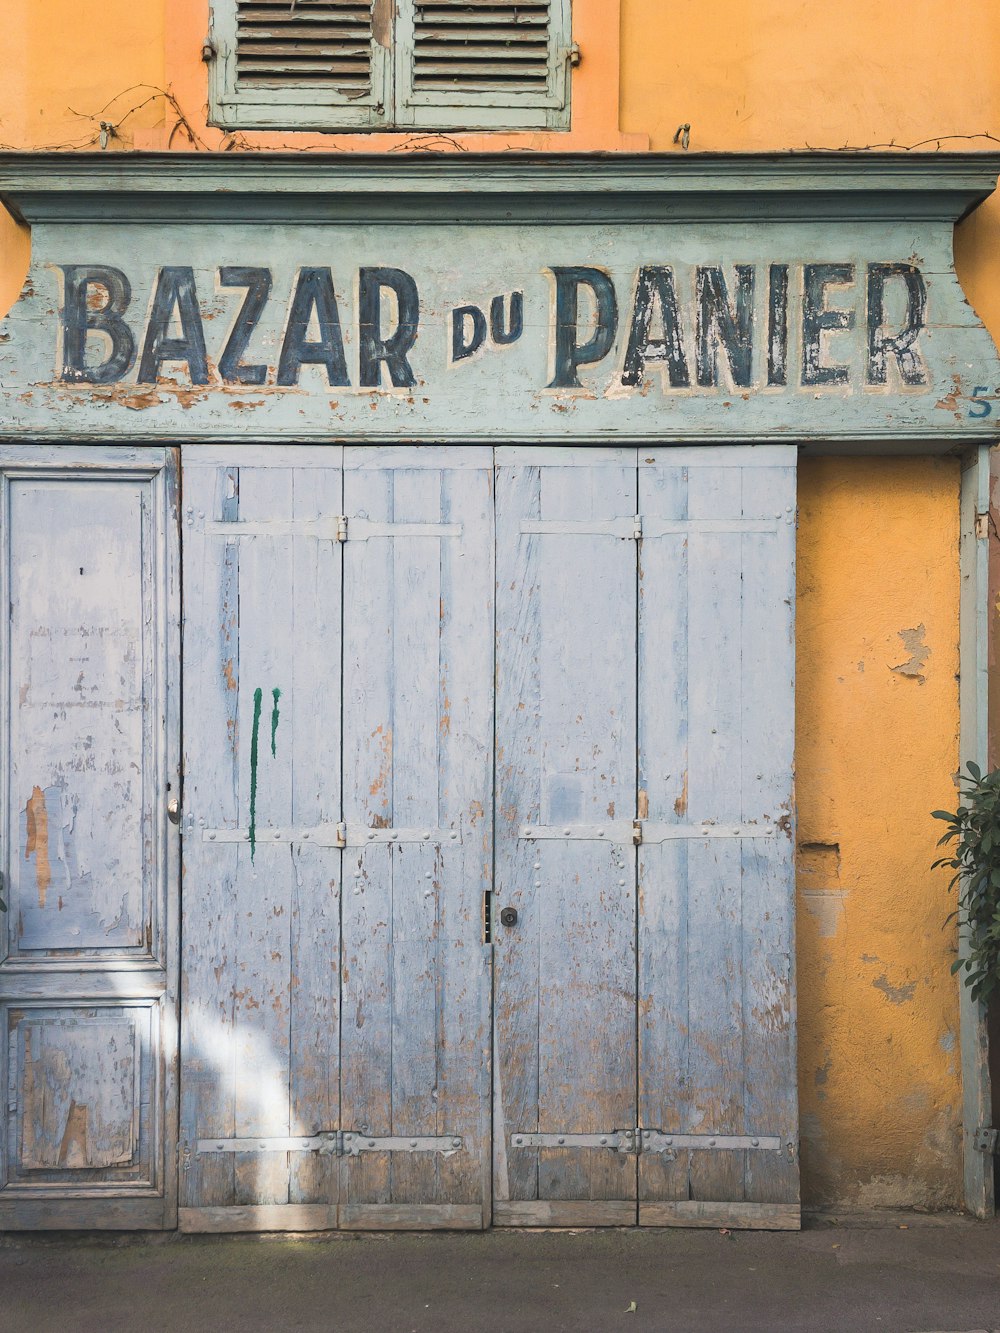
[[967, 761, 983, 780], [931, 810, 955, 821]]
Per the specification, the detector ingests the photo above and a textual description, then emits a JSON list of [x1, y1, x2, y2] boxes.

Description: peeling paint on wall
[[890, 623, 930, 683]]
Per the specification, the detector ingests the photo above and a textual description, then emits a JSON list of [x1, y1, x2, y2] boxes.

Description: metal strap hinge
[[510, 1130, 782, 1156], [202, 823, 462, 848], [974, 1127, 998, 1154], [519, 517, 780, 541], [196, 1131, 464, 1158], [520, 821, 778, 845], [203, 516, 462, 543]]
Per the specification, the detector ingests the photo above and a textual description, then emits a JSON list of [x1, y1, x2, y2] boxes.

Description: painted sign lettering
[[56, 260, 928, 395]]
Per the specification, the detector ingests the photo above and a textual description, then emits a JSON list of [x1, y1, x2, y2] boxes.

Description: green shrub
[[933, 761, 1000, 1004]]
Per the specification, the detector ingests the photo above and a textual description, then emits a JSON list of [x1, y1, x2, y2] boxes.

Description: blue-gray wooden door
[[179, 442, 797, 1233], [0, 446, 180, 1231], [179, 446, 492, 1232], [493, 445, 799, 1230]]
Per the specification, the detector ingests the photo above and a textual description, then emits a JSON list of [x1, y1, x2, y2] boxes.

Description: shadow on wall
[[0, 206, 31, 322]]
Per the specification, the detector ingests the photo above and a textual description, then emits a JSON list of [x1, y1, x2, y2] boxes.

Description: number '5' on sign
[[969, 387, 999, 418]]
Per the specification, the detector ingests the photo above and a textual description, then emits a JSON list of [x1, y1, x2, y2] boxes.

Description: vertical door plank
[[492, 461, 543, 1210], [389, 467, 444, 1209], [288, 465, 343, 1208], [180, 463, 240, 1211], [230, 466, 296, 1208], [738, 459, 798, 1206], [435, 459, 494, 1218], [341, 450, 492, 1221], [494, 450, 638, 1215], [340, 462, 394, 1210], [680, 461, 746, 1205], [637, 457, 691, 1205]]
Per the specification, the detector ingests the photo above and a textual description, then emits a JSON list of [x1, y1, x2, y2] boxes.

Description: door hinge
[[203, 515, 461, 543], [520, 820, 778, 845], [510, 1129, 783, 1157], [201, 822, 461, 848], [974, 1127, 998, 1154], [196, 1131, 464, 1158], [520, 516, 781, 541]]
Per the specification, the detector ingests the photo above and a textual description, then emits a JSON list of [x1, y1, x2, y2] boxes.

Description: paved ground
[[1, 1213, 999, 1332]]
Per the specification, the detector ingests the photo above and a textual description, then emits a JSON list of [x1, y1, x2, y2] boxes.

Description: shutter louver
[[236, 0, 375, 91], [413, 1, 552, 91]]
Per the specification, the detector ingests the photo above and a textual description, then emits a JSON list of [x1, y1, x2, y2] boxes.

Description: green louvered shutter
[[208, 0, 571, 131], [397, 0, 572, 129], [209, 0, 392, 130]]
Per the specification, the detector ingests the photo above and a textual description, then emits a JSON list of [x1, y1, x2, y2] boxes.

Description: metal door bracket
[[341, 1133, 464, 1157], [641, 1131, 782, 1155], [197, 1131, 464, 1158], [519, 821, 778, 844], [519, 516, 779, 541], [202, 823, 462, 847], [510, 1131, 637, 1153], [974, 1127, 998, 1154], [510, 1129, 783, 1157], [204, 515, 461, 543]]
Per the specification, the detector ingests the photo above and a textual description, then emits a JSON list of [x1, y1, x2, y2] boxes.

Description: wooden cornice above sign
[[1, 152, 999, 447]]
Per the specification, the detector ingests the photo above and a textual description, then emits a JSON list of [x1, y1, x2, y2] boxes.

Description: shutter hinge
[[335, 822, 348, 849], [201, 38, 217, 63], [561, 42, 582, 68], [336, 515, 349, 543], [632, 819, 643, 845], [975, 511, 990, 541], [974, 1127, 998, 1154]]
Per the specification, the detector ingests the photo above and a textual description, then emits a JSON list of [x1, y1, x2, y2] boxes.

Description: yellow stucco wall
[[797, 458, 963, 1207], [1, 0, 996, 1211]]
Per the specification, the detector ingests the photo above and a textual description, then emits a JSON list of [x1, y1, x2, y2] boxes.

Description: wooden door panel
[[493, 448, 639, 1225], [5, 471, 160, 957], [339, 447, 493, 1229], [637, 446, 799, 1228], [0, 447, 178, 1230], [179, 448, 343, 1232]]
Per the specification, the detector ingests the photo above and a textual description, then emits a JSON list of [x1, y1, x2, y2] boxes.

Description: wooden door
[[180, 447, 344, 1233], [493, 448, 640, 1227], [339, 446, 493, 1229], [635, 446, 799, 1229], [492, 445, 800, 1229], [179, 445, 492, 1232], [0, 446, 180, 1230]]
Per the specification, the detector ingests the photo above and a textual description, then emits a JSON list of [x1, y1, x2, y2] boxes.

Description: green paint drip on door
[[271, 688, 281, 758], [249, 686, 263, 862]]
